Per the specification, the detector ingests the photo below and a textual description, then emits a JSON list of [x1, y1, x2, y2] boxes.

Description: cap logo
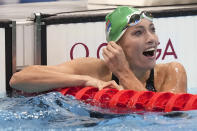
[[106, 20, 111, 33]]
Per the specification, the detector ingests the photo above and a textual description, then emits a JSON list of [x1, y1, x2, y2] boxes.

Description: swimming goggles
[[123, 11, 153, 30]]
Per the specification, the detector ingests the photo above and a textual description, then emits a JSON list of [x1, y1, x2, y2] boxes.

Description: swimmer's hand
[[102, 41, 130, 76], [85, 76, 123, 90]]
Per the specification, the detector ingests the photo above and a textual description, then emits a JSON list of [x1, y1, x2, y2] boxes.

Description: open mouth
[[143, 48, 155, 57]]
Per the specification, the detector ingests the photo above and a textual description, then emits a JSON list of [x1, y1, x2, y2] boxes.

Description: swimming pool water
[[0, 88, 197, 131]]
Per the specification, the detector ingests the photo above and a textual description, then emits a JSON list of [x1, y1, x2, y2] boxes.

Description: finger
[[110, 80, 119, 87], [108, 41, 117, 46], [103, 46, 119, 59], [102, 48, 113, 60], [102, 48, 109, 60], [98, 82, 113, 90], [102, 82, 114, 89], [107, 41, 118, 51], [102, 80, 119, 89], [109, 81, 124, 90], [102, 54, 109, 64], [106, 45, 118, 55], [108, 41, 121, 49], [107, 45, 124, 59]]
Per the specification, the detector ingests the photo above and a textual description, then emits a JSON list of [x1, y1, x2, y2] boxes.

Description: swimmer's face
[[118, 19, 159, 71]]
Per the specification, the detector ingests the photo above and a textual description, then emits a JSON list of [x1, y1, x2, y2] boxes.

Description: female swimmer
[[10, 6, 187, 94]]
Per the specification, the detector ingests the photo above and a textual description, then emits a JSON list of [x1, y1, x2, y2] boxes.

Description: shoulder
[[155, 62, 187, 93], [155, 62, 186, 74]]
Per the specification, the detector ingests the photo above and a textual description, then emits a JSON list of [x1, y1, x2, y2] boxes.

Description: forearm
[[117, 69, 147, 91], [10, 67, 90, 93]]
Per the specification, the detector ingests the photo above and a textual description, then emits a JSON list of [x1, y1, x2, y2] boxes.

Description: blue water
[[0, 88, 197, 131]]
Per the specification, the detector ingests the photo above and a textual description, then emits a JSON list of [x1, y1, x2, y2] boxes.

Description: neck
[[131, 67, 151, 83]]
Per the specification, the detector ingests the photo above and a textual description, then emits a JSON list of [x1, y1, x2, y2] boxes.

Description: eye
[[133, 30, 143, 36], [151, 27, 156, 33]]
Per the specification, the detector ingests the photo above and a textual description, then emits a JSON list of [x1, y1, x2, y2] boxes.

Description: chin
[[142, 61, 156, 70], [147, 62, 156, 69], [129, 58, 156, 71]]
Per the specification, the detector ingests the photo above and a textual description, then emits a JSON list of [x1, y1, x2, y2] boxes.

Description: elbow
[[9, 72, 33, 93], [9, 65, 38, 88], [9, 72, 20, 89]]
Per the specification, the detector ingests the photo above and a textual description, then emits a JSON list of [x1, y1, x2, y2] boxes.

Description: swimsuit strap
[[111, 73, 119, 85], [145, 69, 157, 92], [111, 69, 156, 92]]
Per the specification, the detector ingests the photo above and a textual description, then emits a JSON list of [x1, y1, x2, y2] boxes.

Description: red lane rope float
[[75, 86, 99, 104], [57, 86, 84, 96], [146, 92, 174, 112], [93, 88, 119, 108], [109, 90, 137, 113], [128, 91, 155, 112], [184, 95, 197, 110], [56, 86, 197, 113], [165, 93, 193, 112]]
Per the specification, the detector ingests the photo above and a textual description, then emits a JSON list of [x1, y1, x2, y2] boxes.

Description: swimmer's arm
[[9, 65, 90, 93], [116, 68, 148, 91], [160, 62, 187, 93], [10, 57, 115, 93]]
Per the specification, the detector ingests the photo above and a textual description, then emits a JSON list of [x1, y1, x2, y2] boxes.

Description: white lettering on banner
[[69, 38, 178, 60]]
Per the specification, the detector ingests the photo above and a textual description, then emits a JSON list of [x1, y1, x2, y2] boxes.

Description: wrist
[[115, 66, 132, 79], [81, 75, 91, 86], [116, 69, 146, 91]]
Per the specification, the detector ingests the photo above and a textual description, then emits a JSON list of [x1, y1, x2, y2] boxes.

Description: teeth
[[143, 47, 155, 57], [145, 48, 155, 52]]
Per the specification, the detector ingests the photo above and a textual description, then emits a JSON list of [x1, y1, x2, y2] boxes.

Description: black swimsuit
[[112, 69, 157, 92]]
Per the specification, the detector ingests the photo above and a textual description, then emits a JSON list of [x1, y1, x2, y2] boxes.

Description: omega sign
[[70, 38, 178, 60]]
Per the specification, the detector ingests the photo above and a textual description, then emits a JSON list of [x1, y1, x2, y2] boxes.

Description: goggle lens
[[123, 11, 153, 30], [129, 14, 141, 25], [143, 12, 153, 19]]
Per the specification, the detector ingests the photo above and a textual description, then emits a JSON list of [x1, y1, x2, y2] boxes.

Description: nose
[[146, 31, 157, 45]]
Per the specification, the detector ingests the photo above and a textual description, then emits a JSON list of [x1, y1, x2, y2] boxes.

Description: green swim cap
[[105, 6, 141, 42]]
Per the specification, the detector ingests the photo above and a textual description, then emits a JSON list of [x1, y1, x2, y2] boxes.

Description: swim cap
[[105, 6, 141, 42]]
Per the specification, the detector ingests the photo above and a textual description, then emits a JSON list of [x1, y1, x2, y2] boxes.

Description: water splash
[[0, 91, 196, 130]]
